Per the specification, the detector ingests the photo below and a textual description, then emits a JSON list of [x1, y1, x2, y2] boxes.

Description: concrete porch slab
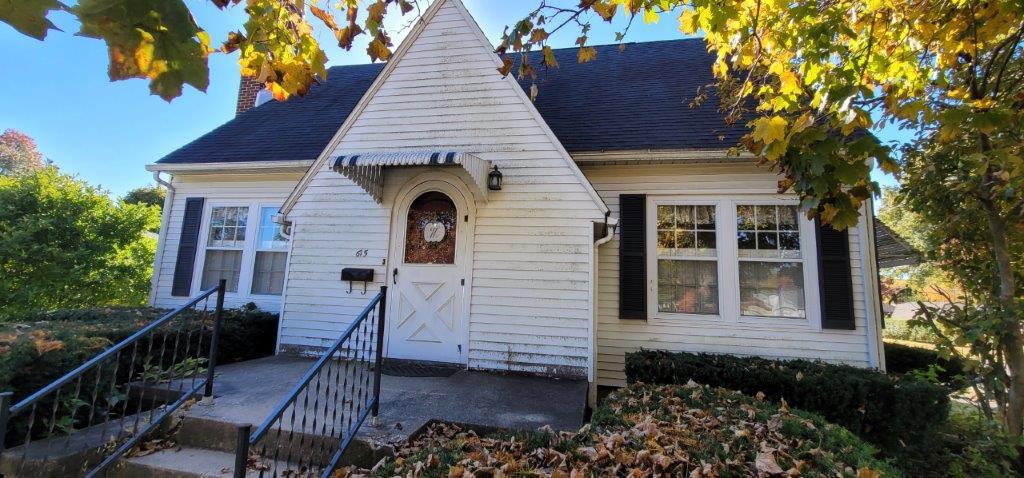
[[189, 355, 588, 444]]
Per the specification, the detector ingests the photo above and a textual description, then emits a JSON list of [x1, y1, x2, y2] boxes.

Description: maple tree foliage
[[0, 0, 418, 102], [0, 128, 45, 177]]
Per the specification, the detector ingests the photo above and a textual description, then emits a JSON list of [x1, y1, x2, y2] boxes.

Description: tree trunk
[[986, 206, 1024, 437]]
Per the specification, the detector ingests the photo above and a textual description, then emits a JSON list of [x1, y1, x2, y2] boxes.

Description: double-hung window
[[202, 206, 249, 293], [197, 203, 290, 298], [656, 205, 719, 314], [252, 207, 289, 295], [649, 198, 815, 322], [736, 205, 806, 318]]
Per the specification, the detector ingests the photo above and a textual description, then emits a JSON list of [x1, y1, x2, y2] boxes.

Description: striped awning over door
[[330, 151, 491, 203]]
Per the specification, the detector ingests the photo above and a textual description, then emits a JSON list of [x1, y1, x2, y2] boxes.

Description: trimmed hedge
[[625, 350, 950, 452], [883, 319, 940, 343], [0, 304, 278, 404], [884, 341, 969, 389]]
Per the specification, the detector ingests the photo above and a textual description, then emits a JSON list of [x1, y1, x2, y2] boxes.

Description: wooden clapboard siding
[[151, 173, 303, 311], [584, 162, 878, 387], [279, 0, 604, 377]]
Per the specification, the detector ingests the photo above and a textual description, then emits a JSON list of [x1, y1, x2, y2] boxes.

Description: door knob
[[392, 267, 398, 284]]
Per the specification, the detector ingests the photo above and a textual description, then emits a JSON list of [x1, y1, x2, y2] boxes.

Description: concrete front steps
[[111, 414, 393, 478]]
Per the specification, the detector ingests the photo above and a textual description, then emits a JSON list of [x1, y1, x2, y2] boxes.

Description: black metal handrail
[[234, 286, 387, 478], [0, 280, 227, 478]]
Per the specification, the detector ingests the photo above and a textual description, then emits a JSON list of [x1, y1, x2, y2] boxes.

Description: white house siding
[[583, 162, 879, 387], [151, 172, 302, 311], [279, 0, 606, 377]]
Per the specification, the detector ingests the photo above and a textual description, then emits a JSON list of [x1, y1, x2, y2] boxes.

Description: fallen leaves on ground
[[356, 383, 893, 478]]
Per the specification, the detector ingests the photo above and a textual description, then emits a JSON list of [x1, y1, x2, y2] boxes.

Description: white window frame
[[645, 195, 822, 329], [192, 201, 289, 300], [251, 205, 290, 297], [646, 200, 726, 319]]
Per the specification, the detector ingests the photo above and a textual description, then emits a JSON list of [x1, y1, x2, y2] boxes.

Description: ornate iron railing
[[0, 280, 227, 478], [234, 286, 387, 478]]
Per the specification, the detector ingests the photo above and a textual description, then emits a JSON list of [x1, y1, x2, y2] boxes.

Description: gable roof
[[156, 38, 744, 165]]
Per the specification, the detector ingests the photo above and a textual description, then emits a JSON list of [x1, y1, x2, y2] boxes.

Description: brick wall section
[[236, 76, 264, 115]]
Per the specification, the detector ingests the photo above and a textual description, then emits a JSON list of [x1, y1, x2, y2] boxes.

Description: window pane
[[209, 206, 248, 248], [657, 205, 675, 229], [737, 205, 802, 259], [257, 207, 288, 250], [657, 230, 675, 250], [657, 204, 716, 258], [778, 206, 799, 231], [737, 205, 756, 230], [756, 205, 777, 230], [695, 206, 716, 229], [739, 261, 805, 318], [676, 230, 695, 249], [658, 259, 718, 314], [202, 250, 242, 292], [252, 251, 287, 295], [676, 206, 694, 229]]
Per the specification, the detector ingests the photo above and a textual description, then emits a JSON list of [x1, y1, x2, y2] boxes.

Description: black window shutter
[[171, 197, 205, 297], [619, 194, 647, 320], [816, 219, 856, 330]]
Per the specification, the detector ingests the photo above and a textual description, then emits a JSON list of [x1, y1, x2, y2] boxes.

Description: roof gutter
[[146, 160, 315, 174]]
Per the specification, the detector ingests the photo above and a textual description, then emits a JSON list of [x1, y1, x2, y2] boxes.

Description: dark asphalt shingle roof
[[158, 38, 746, 164]]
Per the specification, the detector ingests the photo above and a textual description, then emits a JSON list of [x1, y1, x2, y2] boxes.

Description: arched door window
[[403, 191, 457, 264]]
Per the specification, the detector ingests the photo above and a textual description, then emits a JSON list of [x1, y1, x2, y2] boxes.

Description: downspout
[[148, 171, 175, 306], [589, 212, 618, 408]]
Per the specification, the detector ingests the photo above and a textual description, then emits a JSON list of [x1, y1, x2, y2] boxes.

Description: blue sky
[[0, 0, 902, 197]]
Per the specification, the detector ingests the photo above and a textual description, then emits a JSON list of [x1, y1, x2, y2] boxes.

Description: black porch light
[[487, 165, 503, 190]]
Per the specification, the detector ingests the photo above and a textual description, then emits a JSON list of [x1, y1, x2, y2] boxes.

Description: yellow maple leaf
[[752, 116, 788, 145]]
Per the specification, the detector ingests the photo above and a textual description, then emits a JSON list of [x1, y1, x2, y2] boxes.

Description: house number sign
[[423, 221, 447, 243]]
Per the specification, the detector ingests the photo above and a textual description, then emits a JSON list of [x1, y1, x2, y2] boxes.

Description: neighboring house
[[146, 0, 886, 392]]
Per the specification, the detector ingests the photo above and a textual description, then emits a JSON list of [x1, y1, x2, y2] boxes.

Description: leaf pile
[[360, 383, 894, 478]]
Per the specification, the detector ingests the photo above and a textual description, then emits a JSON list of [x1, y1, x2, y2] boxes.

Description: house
[[146, 0, 886, 394]]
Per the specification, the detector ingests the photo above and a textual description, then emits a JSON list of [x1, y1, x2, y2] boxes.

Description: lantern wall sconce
[[487, 165, 503, 191]]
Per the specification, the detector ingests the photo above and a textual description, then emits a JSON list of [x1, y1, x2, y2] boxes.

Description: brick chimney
[[236, 76, 264, 115]]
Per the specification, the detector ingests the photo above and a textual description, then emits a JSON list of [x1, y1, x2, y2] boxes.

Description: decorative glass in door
[[403, 191, 457, 264]]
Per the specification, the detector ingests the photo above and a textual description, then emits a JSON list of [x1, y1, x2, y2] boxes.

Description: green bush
[[625, 350, 950, 453], [884, 341, 969, 389], [372, 383, 894, 478], [0, 305, 278, 404], [0, 167, 160, 319], [937, 406, 1021, 477], [883, 318, 940, 343]]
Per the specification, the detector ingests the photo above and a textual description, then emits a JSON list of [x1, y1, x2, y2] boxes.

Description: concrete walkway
[[189, 355, 588, 443]]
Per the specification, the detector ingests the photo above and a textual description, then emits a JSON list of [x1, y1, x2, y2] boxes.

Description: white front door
[[386, 180, 469, 364]]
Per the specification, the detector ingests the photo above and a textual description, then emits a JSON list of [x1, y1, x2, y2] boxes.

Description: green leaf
[[74, 0, 210, 101], [0, 0, 65, 40]]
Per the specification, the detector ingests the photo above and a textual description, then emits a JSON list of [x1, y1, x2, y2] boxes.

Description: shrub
[[884, 341, 969, 389], [625, 350, 950, 453], [371, 384, 894, 478], [937, 406, 1020, 477], [0, 305, 278, 404], [0, 167, 160, 319], [884, 318, 940, 343]]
